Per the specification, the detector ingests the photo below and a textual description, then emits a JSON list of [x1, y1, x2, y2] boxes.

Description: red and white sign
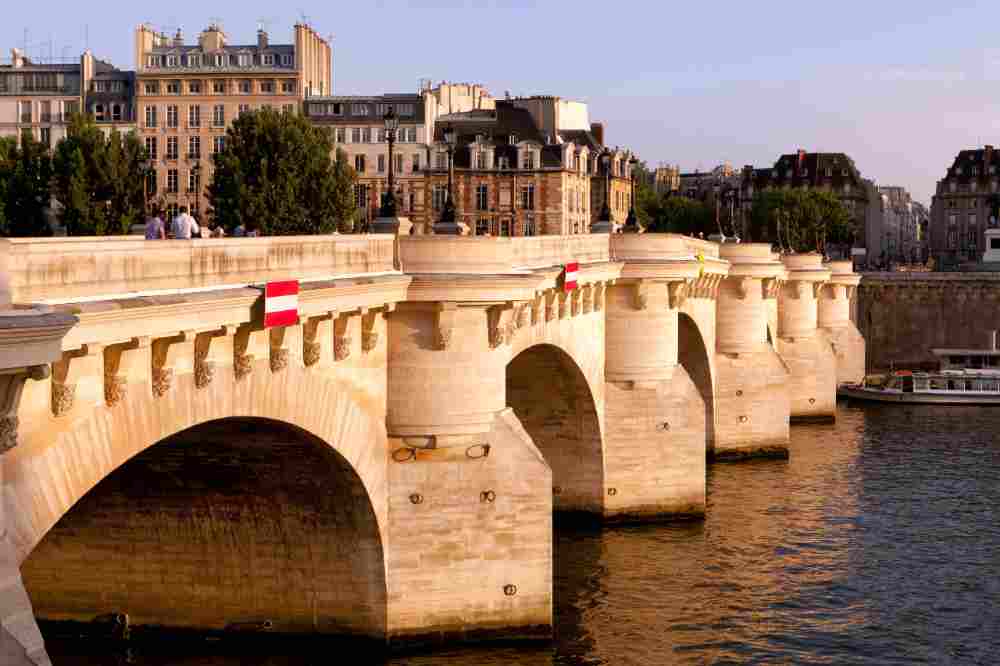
[[264, 280, 299, 328], [563, 262, 579, 292]]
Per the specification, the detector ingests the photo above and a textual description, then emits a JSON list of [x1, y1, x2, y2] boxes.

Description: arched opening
[[678, 313, 714, 456], [20, 417, 386, 640], [506, 344, 603, 515]]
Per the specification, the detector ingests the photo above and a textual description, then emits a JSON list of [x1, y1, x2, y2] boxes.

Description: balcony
[[19, 113, 31, 123]]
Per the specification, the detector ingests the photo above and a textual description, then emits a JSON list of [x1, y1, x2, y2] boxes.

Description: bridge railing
[[611, 233, 722, 261], [398, 234, 611, 274], [4, 235, 399, 304]]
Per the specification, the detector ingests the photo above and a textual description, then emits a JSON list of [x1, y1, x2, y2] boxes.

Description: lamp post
[[191, 163, 201, 219], [591, 150, 613, 233], [434, 125, 461, 234], [623, 156, 641, 233], [379, 106, 398, 218]]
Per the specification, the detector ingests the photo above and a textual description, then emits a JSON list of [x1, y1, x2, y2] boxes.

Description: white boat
[[838, 332, 1000, 405]]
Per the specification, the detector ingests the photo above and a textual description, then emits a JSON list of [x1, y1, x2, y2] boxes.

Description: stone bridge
[[0, 233, 864, 664]]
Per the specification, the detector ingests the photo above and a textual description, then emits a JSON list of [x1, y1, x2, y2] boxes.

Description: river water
[[48, 402, 1000, 665]]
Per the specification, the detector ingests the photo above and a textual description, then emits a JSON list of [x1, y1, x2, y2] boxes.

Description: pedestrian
[[233, 222, 246, 237], [211, 224, 226, 238], [171, 206, 200, 240], [144, 207, 165, 240]]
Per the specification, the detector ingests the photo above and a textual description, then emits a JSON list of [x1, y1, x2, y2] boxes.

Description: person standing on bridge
[[171, 206, 200, 240], [144, 207, 165, 240]]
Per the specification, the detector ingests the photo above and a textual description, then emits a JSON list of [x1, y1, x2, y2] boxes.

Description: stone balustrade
[[399, 234, 611, 275]]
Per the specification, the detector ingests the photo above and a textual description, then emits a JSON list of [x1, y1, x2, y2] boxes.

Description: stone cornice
[[405, 274, 547, 303], [0, 307, 78, 371]]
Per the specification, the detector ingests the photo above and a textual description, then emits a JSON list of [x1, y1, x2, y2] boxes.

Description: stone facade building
[[877, 186, 926, 265], [304, 83, 494, 229], [134, 22, 331, 219], [928, 145, 1000, 268], [0, 48, 83, 148]]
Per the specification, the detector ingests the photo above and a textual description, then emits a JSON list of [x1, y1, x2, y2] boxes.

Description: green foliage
[[0, 134, 54, 237], [208, 108, 357, 235], [748, 189, 854, 252], [51, 114, 148, 236]]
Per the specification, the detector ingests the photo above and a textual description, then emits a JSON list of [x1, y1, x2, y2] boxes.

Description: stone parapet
[[4, 235, 398, 304], [399, 234, 610, 275], [778, 253, 831, 339], [716, 243, 785, 354]]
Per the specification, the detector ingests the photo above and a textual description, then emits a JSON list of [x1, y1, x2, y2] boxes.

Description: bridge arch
[[678, 312, 715, 456], [505, 343, 604, 515], [8, 364, 389, 639]]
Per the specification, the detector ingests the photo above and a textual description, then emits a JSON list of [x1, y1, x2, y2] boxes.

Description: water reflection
[[47, 404, 1000, 665]]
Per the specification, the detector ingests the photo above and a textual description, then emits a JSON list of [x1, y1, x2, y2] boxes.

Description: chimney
[[591, 122, 604, 147], [173, 28, 184, 47], [257, 29, 268, 50], [797, 148, 806, 167]]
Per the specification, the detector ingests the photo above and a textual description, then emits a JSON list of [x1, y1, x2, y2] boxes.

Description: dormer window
[[521, 150, 536, 170], [509, 134, 517, 145], [281, 54, 292, 66], [238, 54, 250, 67], [166, 55, 179, 67], [188, 54, 201, 67], [263, 54, 275, 66], [214, 54, 224, 67]]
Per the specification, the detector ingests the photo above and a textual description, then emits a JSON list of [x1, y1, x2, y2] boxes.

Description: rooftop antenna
[[256, 17, 276, 33]]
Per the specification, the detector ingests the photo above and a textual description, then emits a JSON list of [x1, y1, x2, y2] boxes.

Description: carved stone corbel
[[302, 313, 332, 367], [668, 280, 690, 310], [194, 326, 232, 388], [812, 282, 825, 299], [544, 290, 558, 322], [152, 332, 193, 397], [530, 295, 544, 326], [488, 303, 514, 349], [845, 285, 857, 300], [582, 284, 594, 314], [333, 312, 353, 360], [361, 309, 380, 353], [51, 344, 101, 416], [570, 288, 583, 317], [0, 365, 49, 454], [269, 327, 291, 373], [632, 281, 650, 310], [103, 337, 148, 405], [233, 325, 256, 382], [515, 302, 531, 329], [594, 283, 606, 311], [434, 302, 458, 351], [762, 277, 781, 300]]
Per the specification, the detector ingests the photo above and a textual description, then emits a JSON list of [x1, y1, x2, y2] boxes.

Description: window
[[188, 169, 200, 193], [263, 54, 275, 66], [433, 185, 447, 211], [398, 103, 415, 116], [395, 154, 403, 173], [238, 104, 250, 115], [188, 105, 201, 128], [948, 230, 957, 249], [40, 127, 50, 148], [94, 104, 107, 121], [166, 80, 180, 94], [188, 54, 201, 68], [213, 136, 225, 154], [377, 129, 386, 143], [145, 105, 157, 128], [145, 136, 158, 161], [238, 54, 250, 67], [213, 80, 226, 94], [167, 105, 178, 128], [281, 81, 295, 94], [335, 128, 346, 143], [355, 155, 366, 173], [188, 136, 201, 159], [476, 152, 488, 169], [521, 184, 535, 210], [260, 81, 275, 94], [166, 137, 178, 160], [436, 152, 447, 169], [188, 81, 202, 94], [112, 104, 123, 122], [476, 218, 490, 236], [239, 80, 252, 94], [412, 153, 420, 172], [330, 102, 344, 115], [282, 104, 294, 114], [144, 82, 159, 95], [969, 229, 978, 248], [166, 55, 179, 67], [213, 104, 225, 127], [352, 103, 369, 116], [378, 154, 386, 173], [354, 183, 369, 209], [476, 184, 488, 210], [281, 54, 292, 66], [146, 55, 162, 68], [362, 128, 372, 143], [351, 128, 361, 144], [521, 151, 535, 170], [970, 214, 978, 227], [18, 101, 31, 123], [213, 54, 224, 67], [167, 169, 178, 193]]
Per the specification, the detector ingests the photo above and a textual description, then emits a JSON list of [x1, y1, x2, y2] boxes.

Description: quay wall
[[857, 273, 1000, 372]]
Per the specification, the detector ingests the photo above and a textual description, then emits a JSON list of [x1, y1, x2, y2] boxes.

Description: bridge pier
[[385, 301, 552, 644], [712, 244, 791, 460], [819, 261, 865, 385], [776, 254, 837, 422]]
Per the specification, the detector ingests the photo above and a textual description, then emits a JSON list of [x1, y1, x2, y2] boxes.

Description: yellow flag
[[696, 252, 705, 277]]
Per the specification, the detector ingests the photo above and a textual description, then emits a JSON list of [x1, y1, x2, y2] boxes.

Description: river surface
[[48, 402, 1000, 665]]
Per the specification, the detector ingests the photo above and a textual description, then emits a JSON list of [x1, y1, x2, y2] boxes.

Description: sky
[[5, 0, 1000, 204]]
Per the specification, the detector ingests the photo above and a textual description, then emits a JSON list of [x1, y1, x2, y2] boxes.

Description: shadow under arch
[[506, 344, 604, 515], [20, 416, 388, 640], [678, 313, 715, 456]]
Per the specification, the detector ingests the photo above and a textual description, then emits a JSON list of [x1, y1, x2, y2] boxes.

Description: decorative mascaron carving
[[361, 310, 380, 353], [668, 280, 690, 310], [151, 367, 173, 397], [434, 303, 458, 351], [632, 281, 650, 311], [270, 348, 290, 373], [234, 353, 254, 381], [303, 341, 322, 367]]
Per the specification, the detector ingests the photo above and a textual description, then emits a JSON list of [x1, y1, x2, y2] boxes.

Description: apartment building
[[134, 22, 331, 218], [304, 82, 495, 230], [929, 145, 1000, 269], [0, 48, 83, 148]]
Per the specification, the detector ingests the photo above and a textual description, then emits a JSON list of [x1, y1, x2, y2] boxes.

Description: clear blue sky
[[6, 0, 1000, 204]]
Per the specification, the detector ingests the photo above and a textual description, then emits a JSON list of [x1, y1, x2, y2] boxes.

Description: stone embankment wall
[[857, 273, 1000, 372]]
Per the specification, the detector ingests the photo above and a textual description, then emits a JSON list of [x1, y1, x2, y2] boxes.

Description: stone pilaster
[[776, 254, 836, 422], [819, 260, 865, 385], [713, 244, 791, 460], [0, 306, 76, 666]]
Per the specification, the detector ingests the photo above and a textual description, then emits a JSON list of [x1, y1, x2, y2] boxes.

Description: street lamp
[[623, 156, 640, 233], [379, 106, 398, 218], [591, 150, 613, 233], [191, 162, 201, 220], [434, 125, 461, 234]]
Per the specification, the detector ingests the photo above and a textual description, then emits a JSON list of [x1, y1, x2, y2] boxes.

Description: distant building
[[929, 145, 1000, 269], [134, 22, 331, 219], [653, 164, 680, 195], [0, 47, 85, 148], [877, 186, 926, 265]]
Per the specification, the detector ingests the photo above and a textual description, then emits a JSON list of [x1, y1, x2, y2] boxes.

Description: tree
[[0, 134, 54, 237], [747, 189, 853, 254], [52, 114, 148, 235], [644, 195, 714, 236], [209, 108, 357, 235]]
